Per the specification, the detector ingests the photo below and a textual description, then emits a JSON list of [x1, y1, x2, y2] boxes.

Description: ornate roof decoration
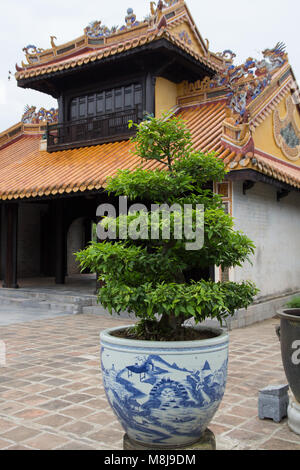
[[85, 8, 140, 39], [216, 43, 288, 124], [16, 0, 221, 77], [22, 45, 45, 55], [178, 30, 192, 45], [84, 21, 115, 39], [124, 8, 139, 28], [215, 50, 236, 63], [274, 95, 300, 161], [21, 106, 58, 124], [182, 43, 289, 126]]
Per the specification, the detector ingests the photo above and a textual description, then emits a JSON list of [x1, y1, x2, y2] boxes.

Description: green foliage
[[286, 296, 300, 308], [106, 167, 194, 202], [172, 151, 228, 186], [76, 113, 258, 339], [128, 113, 192, 171]]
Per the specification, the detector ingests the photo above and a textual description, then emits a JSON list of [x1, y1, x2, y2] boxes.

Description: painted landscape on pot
[[101, 349, 228, 445]]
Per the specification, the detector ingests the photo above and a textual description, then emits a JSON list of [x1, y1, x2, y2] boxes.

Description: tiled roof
[[0, 136, 134, 200], [16, 1, 225, 83], [16, 28, 221, 82], [0, 100, 300, 200], [252, 153, 300, 189]]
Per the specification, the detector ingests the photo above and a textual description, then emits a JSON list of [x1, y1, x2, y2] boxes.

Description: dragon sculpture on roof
[[212, 43, 289, 124], [21, 106, 58, 125]]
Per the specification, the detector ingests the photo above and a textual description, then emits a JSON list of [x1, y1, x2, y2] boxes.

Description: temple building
[[1, 0, 300, 326]]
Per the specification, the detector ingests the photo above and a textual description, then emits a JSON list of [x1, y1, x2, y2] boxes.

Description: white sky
[[0, 0, 299, 132]]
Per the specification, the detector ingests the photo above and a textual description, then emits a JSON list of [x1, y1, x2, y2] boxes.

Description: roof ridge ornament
[[149, 0, 182, 27], [85, 9, 141, 38], [50, 36, 57, 48], [21, 106, 58, 124], [85, 21, 112, 38], [216, 43, 288, 124], [22, 44, 45, 55]]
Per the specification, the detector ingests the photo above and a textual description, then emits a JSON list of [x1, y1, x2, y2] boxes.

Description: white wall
[[232, 181, 300, 300]]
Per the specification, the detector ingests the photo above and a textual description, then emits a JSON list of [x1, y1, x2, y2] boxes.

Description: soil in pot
[[111, 326, 219, 342]]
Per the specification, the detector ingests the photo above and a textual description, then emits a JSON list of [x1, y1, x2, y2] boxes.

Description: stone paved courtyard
[[0, 313, 299, 450]]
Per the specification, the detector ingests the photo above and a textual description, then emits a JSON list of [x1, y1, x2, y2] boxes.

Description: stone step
[[41, 301, 82, 314], [0, 296, 79, 313], [0, 303, 70, 326], [0, 288, 96, 304], [0, 296, 35, 307], [82, 305, 134, 321], [0, 289, 97, 315], [0, 300, 87, 315]]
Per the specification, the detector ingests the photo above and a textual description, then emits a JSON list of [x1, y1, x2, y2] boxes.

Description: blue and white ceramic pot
[[100, 326, 229, 448]]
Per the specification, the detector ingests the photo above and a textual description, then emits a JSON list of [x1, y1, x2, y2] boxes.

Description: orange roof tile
[[251, 153, 300, 189], [1, 100, 300, 200], [16, 28, 221, 82]]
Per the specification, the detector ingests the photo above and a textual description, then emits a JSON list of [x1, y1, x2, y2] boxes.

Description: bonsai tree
[[76, 114, 258, 341]]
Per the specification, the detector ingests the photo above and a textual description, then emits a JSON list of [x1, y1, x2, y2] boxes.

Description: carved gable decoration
[[274, 96, 300, 161]]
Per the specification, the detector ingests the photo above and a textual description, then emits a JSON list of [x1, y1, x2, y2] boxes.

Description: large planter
[[277, 309, 300, 403], [100, 325, 229, 448]]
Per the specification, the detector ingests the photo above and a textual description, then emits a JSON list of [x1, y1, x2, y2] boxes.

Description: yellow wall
[[253, 92, 300, 165], [155, 77, 178, 118]]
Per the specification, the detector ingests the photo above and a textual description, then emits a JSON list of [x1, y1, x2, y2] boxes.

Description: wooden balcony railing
[[47, 107, 140, 151]]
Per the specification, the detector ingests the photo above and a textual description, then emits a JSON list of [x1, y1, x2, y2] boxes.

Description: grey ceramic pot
[[277, 309, 300, 403]]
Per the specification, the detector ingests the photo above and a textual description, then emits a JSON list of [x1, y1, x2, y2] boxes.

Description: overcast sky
[[0, 0, 299, 132]]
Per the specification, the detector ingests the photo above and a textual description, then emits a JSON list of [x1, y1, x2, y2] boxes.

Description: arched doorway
[[67, 217, 93, 276]]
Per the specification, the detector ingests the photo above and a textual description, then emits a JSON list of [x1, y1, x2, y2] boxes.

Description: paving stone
[[0, 401, 27, 414], [60, 420, 95, 436], [39, 388, 69, 399], [224, 405, 256, 419], [40, 400, 71, 411], [84, 412, 117, 426], [213, 413, 249, 427], [43, 378, 70, 387], [35, 414, 74, 428], [24, 432, 71, 450], [88, 427, 124, 444], [60, 405, 95, 419], [63, 393, 94, 404], [258, 437, 300, 451], [57, 441, 96, 450], [239, 416, 284, 436], [5, 444, 34, 450], [1, 426, 40, 443], [62, 382, 92, 392], [0, 418, 16, 433], [0, 314, 299, 450]]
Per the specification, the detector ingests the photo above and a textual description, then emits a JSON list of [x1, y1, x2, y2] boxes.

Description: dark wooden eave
[[17, 38, 217, 98], [227, 169, 300, 195]]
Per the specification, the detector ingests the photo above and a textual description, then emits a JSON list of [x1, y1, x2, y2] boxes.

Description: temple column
[[54, 200, 66, 284], [145, 72, 156, 116], [83, 218, 92, 248], [1, 203, 19, 288]]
